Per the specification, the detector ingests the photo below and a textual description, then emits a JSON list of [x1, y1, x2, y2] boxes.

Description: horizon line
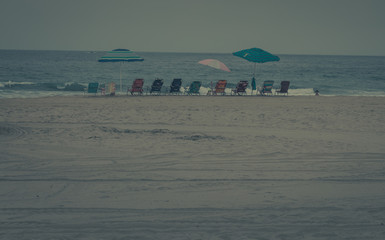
[[1, 48, 384, 58]]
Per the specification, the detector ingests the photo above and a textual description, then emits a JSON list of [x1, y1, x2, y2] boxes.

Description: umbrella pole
[[253, 62, 256, 78], [252, 63, 256, 95], [120, 62, 122, 93]]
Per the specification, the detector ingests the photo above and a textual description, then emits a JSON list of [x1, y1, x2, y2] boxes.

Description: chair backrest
[[131, 79, 144, 92], [236, 81, 248, 93], [262, 80, 274, 93], [188, 81, 201, 94], [151, 79, 163, 92], [170, 78, 182, 93], [87, 82, 99, 93], [215, 80, 227, 93], [279, 81, 290, 93]]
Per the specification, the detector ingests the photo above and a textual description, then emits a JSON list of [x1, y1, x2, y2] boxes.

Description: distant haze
[[1, 0, 385, 56]]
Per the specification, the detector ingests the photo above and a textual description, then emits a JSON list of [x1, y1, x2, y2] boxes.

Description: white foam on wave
[[197, 86, 316, 96], [0, 81, 35, 86], [0, 90, 84, 99]]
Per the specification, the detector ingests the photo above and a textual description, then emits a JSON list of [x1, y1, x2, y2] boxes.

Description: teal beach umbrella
[[233, 48, 280, 63], [233, 48, 279, 94], [98, 49, 144, 92]]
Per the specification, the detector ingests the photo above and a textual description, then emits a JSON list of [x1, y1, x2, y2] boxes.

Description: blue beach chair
[[169, 78, 182, 95], [149, 78, 164, 95], [275, 81, 290, 96], [231, 81, 248, 95]]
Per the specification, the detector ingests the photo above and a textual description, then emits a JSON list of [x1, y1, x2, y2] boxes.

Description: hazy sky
[[1, 0, 385, 55]]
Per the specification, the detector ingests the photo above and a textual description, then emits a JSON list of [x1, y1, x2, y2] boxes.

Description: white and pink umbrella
[[198, 59, 231, 72]]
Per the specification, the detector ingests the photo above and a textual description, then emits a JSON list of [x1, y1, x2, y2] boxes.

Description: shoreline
[[2, 94, 385, 101]]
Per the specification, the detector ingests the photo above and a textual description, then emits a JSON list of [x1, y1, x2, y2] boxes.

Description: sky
[[1, 0, 385, 56]]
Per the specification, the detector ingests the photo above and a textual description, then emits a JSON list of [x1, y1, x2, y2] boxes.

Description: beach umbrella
[[198, 59, 231, 72], [98, 49, 144, 92], [198, 59, 230, 95], [232, 48, 279, 94], [251, 77, 256, 91]]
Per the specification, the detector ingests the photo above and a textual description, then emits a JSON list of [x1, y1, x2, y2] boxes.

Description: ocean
[[1, 49, 384, 98]]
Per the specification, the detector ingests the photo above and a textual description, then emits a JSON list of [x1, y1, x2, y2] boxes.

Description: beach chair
[[275, 81, 290, 96], [258, 80, 274, 96], [169, 78, 182, 95], [127, 79, 144, 95], [213, 80, 227, 95], [231, 81, 248, 95], [84, 82, 99, 96], [186, 81, 202, 95], [149, 78, 163, 95], [106, 82, 116, 96], [99, 83, 106, 95]]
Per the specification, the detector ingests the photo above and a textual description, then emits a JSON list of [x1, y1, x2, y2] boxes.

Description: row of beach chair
[[85, 79, 290, 96], [229, 80, 290, 96], [127, 78, 202, 95]]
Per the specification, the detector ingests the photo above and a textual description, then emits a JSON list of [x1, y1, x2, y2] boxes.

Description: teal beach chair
[[186, 81, 201, 95], [84, 82, 99, 95], [258, 80, 274, 96]]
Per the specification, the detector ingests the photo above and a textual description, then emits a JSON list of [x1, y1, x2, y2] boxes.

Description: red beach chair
[[213, 80, 227, 95], [127, 79, 144, 95]]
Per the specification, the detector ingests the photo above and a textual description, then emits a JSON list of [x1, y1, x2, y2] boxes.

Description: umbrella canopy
[[98, 49, 144, 62], [98, 49, 144, 92], [233, 48, 279, 94], [198, 59, 231, 72], [232, 48, 280, 63]]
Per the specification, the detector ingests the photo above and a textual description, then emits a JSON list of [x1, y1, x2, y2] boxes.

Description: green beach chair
[[186, 81, 201, 95], [84, 82, 99, 96]]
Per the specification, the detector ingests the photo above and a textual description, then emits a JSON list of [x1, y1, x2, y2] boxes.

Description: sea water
[[1, 50, 385, 98]]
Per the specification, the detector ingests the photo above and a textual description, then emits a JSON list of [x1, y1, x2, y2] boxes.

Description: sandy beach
[[1, 95, 385, 239]]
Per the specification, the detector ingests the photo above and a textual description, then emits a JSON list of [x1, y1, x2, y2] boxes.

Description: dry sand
[[1, 95, 385, 239]]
